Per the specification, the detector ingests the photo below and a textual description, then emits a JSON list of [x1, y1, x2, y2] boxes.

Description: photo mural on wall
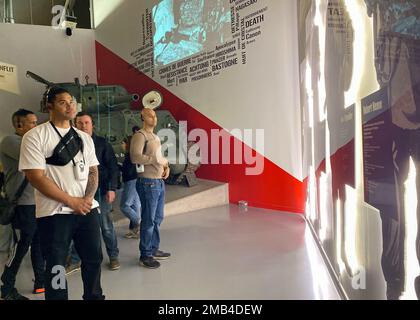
[[363, 0, 420, 300], [130, 0, 268, 88], [153, 0, 231, 66]]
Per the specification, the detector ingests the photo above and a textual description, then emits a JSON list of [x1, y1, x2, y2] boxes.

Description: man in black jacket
[[68, 112, 120, 271]]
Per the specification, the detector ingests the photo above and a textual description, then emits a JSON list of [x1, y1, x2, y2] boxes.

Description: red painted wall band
[[95, 41, 306, 213]]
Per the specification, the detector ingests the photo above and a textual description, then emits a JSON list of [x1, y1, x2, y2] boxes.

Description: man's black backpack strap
[[0, 178, 29, 225], [13, 178, 29, 203], [137, 131, 149, 153]]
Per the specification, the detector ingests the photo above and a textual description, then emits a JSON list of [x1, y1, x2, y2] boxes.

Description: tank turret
[[26, 71, 200, 186]]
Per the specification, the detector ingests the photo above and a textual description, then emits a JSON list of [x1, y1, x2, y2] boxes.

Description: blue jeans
[[70, 197, 119, 263], [136, 178, 165, 258], [120, 179, 141, 230]]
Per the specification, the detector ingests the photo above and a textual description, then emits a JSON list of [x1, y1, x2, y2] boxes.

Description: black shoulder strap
[[137, 131, 149, 154], [50, 122, 84, 153], [12, 178, 28, 203], [46, 123, 84, 166]]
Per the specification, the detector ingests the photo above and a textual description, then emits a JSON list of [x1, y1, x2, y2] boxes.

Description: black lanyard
[[49, 122, 84, 166]]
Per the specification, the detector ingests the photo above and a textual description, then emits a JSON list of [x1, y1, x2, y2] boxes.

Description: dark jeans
[[380, 127, 420, 292], [37, 209, 104, 300], [1, 205, 44, 297], [136, 178, 165, 258], [69, 197, 119, 264]]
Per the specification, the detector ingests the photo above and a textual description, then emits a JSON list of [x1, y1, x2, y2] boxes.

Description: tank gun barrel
[[110, 94, 140, 106], [26, 71, 54, 87], [82, 94, 140, 113]]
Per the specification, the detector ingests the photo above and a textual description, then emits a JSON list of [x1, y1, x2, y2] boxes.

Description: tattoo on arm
[[85, 166, 98, 198]]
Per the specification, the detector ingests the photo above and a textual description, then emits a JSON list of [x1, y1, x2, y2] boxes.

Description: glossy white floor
[[0, 205, 340, 300]]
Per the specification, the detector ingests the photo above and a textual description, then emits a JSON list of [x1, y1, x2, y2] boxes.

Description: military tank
[[26, 71, 200, 186]]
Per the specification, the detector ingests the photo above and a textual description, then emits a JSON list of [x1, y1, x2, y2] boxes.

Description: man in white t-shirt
[[19, 87, 104, 300]]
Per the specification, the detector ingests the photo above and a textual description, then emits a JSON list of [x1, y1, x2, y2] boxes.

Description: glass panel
[[0, 0, 90, 28], [11, 0, 31, 24], [299, 0, 420, 300], [31, 0, 54, 26], [0, 0, 4, 22]]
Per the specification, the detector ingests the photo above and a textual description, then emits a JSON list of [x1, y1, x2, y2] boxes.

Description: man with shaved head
[[130, 108, 170, 269]]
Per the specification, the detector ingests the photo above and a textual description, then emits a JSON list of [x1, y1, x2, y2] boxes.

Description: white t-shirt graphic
[[19, 122, 100, 218]]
